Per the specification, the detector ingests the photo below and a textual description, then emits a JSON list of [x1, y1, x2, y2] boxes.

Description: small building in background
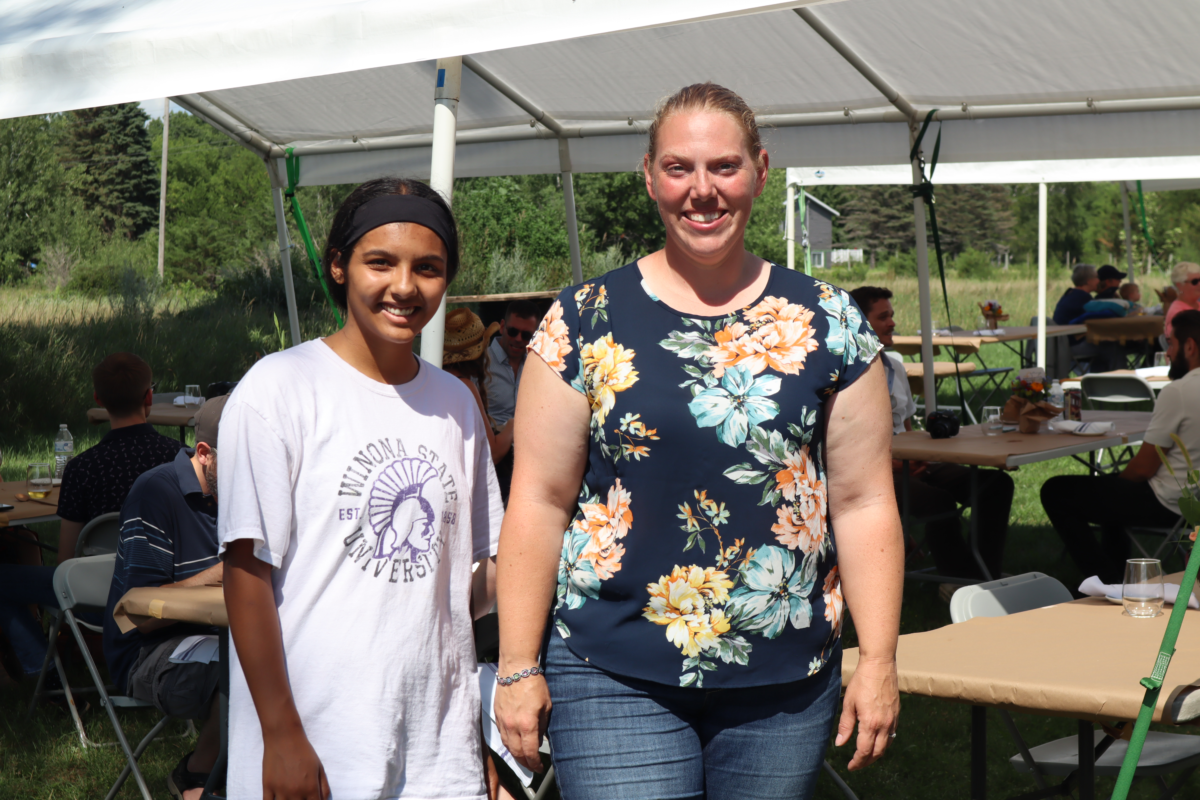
[[801, 192, 839, 269]]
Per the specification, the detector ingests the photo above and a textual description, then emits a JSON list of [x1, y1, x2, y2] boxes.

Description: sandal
[[167, 751, 210, 800]]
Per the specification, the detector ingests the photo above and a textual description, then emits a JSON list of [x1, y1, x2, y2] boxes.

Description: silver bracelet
[[497, 666, 544, 686]]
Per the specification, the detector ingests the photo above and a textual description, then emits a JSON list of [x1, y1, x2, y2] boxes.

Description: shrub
[[955, 248, 994, 279], [882, 250, 918, 277]]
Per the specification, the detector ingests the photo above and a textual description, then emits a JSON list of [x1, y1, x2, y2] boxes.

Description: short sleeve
[[118, 491, 177, 589], [821, 287, 882, 391], [217, 399, 293, 568], [1143, 382, 1183, 448], [471, 414, 503, 562], [528, 286, 585, 395], [56, 457, 89, 523]]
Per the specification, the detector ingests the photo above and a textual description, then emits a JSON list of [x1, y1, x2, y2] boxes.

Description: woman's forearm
[[224, 540, 304, 737], [496, 496, 570, 672], [834, 501, 904, 661]]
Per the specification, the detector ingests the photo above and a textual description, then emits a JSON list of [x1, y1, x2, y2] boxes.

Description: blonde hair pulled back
[[645, 83, 764, 169]]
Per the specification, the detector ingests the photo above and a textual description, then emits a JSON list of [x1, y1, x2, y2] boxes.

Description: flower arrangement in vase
[[1002, 369, 1061, 433], [978, 300, 1009, 330]]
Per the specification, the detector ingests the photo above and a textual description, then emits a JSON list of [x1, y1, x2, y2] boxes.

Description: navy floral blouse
[[528, 262, 882, 689]]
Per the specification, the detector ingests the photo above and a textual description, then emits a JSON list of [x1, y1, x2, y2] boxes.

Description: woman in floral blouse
[[495, 83, 903, 799]]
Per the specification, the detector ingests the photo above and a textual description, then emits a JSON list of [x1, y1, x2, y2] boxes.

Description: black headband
[[344, 194, 455, 257]]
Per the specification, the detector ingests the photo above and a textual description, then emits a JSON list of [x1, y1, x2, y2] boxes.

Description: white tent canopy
[[5, 0, 1199, 388]]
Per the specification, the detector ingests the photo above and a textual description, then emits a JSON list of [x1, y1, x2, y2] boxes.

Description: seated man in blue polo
[[103, 395, 227, 800]]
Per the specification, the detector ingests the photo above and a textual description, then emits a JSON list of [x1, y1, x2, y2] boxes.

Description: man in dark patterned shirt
[[0, 353, 180, 682]]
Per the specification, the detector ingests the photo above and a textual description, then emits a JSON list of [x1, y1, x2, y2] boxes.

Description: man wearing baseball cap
[[1095, 264, 1127, 299], [103, 395, 229, 800]]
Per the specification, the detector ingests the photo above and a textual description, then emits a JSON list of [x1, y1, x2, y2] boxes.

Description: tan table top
[[902, 361, 977, 396], [1086, 315, 1164, 345], [112, 585, 226, 633], [843, 595, 1200, 724], [892, 410, 1152, 468], [0, 479, 60, 525], [1062, 369, 1171, 391], [892, 324, 1086, 350], [87, 402, 198, 428]]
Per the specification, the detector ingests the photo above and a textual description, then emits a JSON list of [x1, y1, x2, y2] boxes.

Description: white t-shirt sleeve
[[472, 411, 504, 561], [1143, 381, 1183, 448], [217, 399, 293, 568]]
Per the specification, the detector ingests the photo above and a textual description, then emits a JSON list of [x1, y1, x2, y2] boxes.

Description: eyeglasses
[[1188, 277, 1200, 287], [506, 327, 534, 342]]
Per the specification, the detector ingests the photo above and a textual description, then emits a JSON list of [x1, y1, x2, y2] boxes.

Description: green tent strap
[[1111, 523, 1200, 800], [909, 110, 969, 423], [1135, 180, 1156, 264], [284, 149, 343, 328]]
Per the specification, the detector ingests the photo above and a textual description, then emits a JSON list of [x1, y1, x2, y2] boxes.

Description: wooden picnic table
[[843, 591, 1200, 800], [87, 402, 197, 442], [1062, 369, 1172, 392], [902, 360, 976, 396], [891, 324, 1087, 354], [1086, 315, 1164, 346], [0, 479, 60, 526]]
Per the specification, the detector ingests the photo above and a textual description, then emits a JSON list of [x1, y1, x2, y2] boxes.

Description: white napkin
[[1135, 366, 1171, 379], [916, 328, 953, 336], [1049, 420, 1115, 435], [169, 634, 220, 664], [972, 328, 1006, 335], [173, 395, 205, 406], [1078, 576, 1199, 609], [478, 663, 536, 787]]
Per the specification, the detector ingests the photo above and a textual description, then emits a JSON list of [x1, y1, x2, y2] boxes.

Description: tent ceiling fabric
[[0, 0, 818, 119]]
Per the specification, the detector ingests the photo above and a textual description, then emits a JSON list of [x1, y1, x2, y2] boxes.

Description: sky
[[138, 99, 188, 119]]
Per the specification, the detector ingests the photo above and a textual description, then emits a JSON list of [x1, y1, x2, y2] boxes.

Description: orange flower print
[[577, 480, 633, 580], [529, 300, 572, 373], [770, 447, 827, 553], [643, 565, 734, 657], [823, 566, 844, 635], [581, 334, 638, 426], [706, 297, 819, 377]]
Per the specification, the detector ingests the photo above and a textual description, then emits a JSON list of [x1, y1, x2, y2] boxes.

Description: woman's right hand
[[262, 725, 331, 800], [495, 672, 551, 773]]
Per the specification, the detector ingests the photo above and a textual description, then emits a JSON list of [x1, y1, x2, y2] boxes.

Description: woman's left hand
[[836, 655, 899, 770]]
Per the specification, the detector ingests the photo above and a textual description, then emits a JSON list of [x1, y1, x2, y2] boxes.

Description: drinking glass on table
[[1154, 352, 1169, 369], [1123, 558, 1165, 618], [27, 463, 52, 499], [983, 406, 1004, 436], [184, 384, 202, 409]]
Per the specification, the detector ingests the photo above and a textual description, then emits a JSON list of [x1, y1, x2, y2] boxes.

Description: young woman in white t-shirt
[[219, 178, 504, 800]]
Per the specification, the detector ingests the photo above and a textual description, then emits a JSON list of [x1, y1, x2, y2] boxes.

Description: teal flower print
[[818, 289, 862, 362], [725, 545, 817, 639], [687, 365, 781, 447], [557, 528, 600, 610]]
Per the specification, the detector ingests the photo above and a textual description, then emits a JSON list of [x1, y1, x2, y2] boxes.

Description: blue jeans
[[544, 635, 841, 800], [0, 564, 57, 676]]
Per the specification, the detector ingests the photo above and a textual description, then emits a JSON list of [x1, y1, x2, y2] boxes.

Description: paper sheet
[[168, 634, 220, 664], [479, 663, 535, 787]]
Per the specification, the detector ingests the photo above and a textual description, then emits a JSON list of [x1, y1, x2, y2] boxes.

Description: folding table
[[88, 402, 199, 443], [0, 479, 61, 555], [842, 594, 1200, 800], [894, 410, 1153, 583]]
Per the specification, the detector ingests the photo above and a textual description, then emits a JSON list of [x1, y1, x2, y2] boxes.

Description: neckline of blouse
[[632, 260, 781, 321]]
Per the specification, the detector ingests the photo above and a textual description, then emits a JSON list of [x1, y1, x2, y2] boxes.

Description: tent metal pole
[[266, 160, 302, 348], [1120, 181, 1135, 275], [420, 57, 462, 369], [1037, 182, 1048, 369], [785, 183, 796, 271], [157, 98, 169, 279], [558, 139, 584, 285], [910, 131, 938, 408]]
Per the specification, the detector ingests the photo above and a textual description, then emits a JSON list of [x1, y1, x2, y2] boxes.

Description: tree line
[[2, 103, 1198, 301]]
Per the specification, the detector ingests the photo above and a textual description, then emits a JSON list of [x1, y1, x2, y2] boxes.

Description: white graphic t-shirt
[[217, 340, 503, 800]]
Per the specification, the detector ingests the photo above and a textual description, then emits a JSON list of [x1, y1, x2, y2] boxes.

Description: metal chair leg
[[27, 609, 63, 717], [106, 714, 172, 800], [822, 760, 860, 800], [64, 611, 154, 800]]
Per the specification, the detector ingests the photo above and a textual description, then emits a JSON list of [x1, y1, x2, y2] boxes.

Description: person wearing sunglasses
[[1166, 262, 1200, 339], [485, 300, 541, 428]]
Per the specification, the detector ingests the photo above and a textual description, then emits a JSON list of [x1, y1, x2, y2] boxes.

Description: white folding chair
[[952, 573, 1200, 799], [30, 554, 172, 800]]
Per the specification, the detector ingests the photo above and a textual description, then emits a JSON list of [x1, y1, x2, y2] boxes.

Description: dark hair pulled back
[[322, 177, 460, 309]]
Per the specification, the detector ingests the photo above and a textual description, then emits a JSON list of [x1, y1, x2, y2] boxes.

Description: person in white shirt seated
[[850, 286, 1015, 581], [1042, 309, 1200, 584]]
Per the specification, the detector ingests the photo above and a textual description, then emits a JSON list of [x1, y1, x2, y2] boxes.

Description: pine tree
[[838, 184, 915, 256], [60, 103, 159, 239]]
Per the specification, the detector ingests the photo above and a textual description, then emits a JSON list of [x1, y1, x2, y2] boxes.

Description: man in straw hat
[[443, 308, 513, 468]]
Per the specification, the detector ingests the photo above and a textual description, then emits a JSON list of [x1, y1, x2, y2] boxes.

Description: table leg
[[178, 426, 187, 444], [971, 705, 987, 800], [1077, 720, 1094, 800], [201, 629, 229, 800], [968, 466, 993, 581]]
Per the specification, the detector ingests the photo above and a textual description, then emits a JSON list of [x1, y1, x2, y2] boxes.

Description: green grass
[[1, 279, 1195, 799]]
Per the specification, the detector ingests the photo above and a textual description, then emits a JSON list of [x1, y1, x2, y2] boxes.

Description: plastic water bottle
[[1048, 380, 1064, 418], [54, 424, 73, 479]]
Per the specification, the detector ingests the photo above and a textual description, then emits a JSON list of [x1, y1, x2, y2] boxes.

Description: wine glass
[[27, 463, 52, 499], [1154, 352, 1169, 369], [983, 406, 1003, 436], [185, 384, 202, 409], [1123, 558, 1165, 618]]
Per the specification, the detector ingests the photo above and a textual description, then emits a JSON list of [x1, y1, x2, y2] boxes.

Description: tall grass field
[[0, 271, 1188, 799]]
